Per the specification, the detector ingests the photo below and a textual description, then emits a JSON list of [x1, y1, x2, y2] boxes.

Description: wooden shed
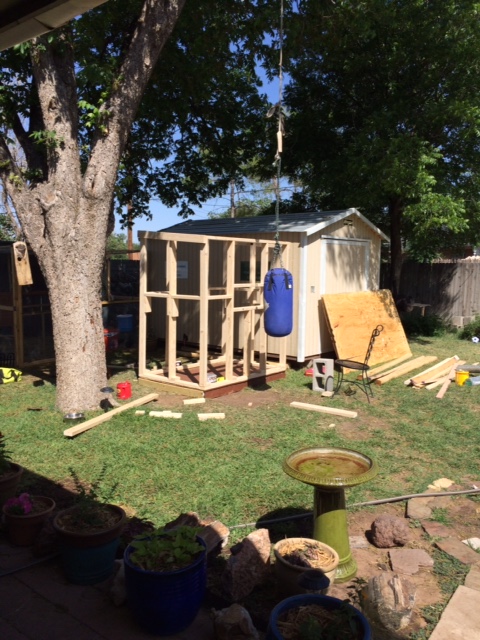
[[139, 208, 389, 368]]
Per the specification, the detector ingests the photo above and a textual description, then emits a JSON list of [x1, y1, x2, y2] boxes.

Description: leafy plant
[[459, 317, 480, 341], [129, 526, 204, 572], [58, 464, 120, 532], [0, 431, 12, 475], [4, 492, 32, 515]]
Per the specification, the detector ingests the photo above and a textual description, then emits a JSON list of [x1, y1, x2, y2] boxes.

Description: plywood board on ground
[[321, 290, 411, 368]]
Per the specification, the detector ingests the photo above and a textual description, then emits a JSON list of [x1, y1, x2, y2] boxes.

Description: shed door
[[320, 238, 370, 294]]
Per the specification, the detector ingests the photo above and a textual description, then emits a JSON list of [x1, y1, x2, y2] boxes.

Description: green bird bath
[[283, 447, 378, 583]]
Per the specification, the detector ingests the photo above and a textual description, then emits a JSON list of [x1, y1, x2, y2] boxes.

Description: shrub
[[459, 317, 480, 341], [400, 313, 448, 337]]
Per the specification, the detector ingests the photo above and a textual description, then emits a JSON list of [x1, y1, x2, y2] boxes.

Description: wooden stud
[[405, 356, 459, 387], [359, 354, 411, 379], [290, 401, 357, 418], [63, 393, 159, 438], [183, 397, 206, 405], [374, 356, 438, 385], [436, 360, 467, 399], [198, 413, 225, 421]]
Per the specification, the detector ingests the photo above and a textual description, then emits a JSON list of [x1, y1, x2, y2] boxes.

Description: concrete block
[[311, 358, 335, 392]]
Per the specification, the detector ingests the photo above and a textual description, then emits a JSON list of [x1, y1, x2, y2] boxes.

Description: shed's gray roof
[[159, 208, 389, 241]]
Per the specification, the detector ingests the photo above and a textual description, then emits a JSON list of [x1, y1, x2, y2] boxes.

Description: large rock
[[362, 573, 416, 632], [222, 528, 271, 602], [164, 511, 230, 553], [370, 515, 410, 548], [213, 604, 260, 640]]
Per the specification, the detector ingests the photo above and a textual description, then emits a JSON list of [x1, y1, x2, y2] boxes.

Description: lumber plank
[[358, 354, 411, 380], [369, 356, 430, 382], [374, 356, 437, 385], [63, 393, 159, 438], [290, 401, 357, 418], [436, 360, 467, 399], [197, 413, 225, 421], [405, 356, 459, 387]]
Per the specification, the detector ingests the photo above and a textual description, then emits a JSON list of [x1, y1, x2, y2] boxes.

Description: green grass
[[1, 332, 480, 536]]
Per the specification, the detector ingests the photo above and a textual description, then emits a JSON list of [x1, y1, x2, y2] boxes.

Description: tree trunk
[[388, 198, 404, 299], [0, 0, 187, 412]]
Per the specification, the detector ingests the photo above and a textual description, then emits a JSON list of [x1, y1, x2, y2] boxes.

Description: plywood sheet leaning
[[321, 290, 411, 368]]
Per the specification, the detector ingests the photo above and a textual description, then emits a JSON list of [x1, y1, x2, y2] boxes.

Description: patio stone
[[429, 585, 480, 640], [435, 538, 480, 565], [388, 549, 434, 575]]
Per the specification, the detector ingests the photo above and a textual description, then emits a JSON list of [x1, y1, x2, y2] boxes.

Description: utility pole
[[230, 180, 236, 218]]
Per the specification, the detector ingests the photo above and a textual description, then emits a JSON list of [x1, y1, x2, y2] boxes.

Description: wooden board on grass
[[374, 356, 437, 385], [405, 356, 460, 387], [321, 290, 411, 368]]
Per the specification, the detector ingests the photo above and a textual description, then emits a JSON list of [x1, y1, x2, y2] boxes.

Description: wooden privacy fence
[[380, 259, 480, 324]]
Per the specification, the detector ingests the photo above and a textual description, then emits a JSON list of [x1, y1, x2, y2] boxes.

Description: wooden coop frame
[[138, 231, 291, 397]]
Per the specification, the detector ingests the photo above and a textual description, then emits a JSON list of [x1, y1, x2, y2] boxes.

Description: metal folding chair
[[333, 325, 384, 402]]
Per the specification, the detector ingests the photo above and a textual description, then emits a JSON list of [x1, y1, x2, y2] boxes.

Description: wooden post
[[138, 243, 148, 377], [199, 242, 209, 386], [166, 240, 179, 381], [224, 241, 234, 381], [12, 242, 33, 286]]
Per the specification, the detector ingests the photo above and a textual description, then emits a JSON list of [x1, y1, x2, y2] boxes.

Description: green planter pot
[[52, 504, 126, 585], [3, 496, 55, 546]]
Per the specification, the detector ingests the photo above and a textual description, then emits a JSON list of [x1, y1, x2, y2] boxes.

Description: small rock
[[362, 573, 416, 632], [199, 519, 230, 554], [350, 535, 370, 549], [463, 537, 480, 551], [428, 477, 454, 490], [407, 497, 432, 520], [213, 604, 260, 639], [370, 515, 410, 548], [388, 548, 434, 575], [222, 529, 271, 602]]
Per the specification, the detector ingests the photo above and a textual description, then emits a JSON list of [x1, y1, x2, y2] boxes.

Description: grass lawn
[[2, 329, 479, 537]]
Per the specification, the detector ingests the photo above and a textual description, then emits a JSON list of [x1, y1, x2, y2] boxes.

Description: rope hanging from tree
[[264, 0, 293, 339]]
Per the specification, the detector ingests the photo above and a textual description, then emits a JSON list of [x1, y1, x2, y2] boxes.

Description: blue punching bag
[[264, 268, 294, 337]]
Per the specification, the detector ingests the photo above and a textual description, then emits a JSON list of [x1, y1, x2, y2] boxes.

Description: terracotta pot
[[0, 463, 24, 509], [273, 537, 339, 598], [2, 495, 55, 546]]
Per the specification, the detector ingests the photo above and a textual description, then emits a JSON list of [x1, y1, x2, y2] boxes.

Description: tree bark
[[388, 198, 404, 299], [0, 0, 186, 412]]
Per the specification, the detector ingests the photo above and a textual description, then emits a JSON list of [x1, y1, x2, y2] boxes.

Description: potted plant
[[273, 537, 339, 598], [124, 525, 207, 636], [52, 465, 126, 585], [267, 593, 371, 640], [2, 492, 56, 546], [0, 432, 24, 508]]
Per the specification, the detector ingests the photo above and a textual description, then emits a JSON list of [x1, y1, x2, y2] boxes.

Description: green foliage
[[399, 313, 448, 338], [66, 464, 119, 529], [0, 431, 12, 475], [459, 317, 480, 341], [129, 526, 204, 572], [106, 232, 139, 258], [278, 0, 480, 283], [29, 130, 64, 149]]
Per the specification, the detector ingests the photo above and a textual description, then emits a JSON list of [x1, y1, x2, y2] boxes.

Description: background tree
[[0, 0, 275, 412], [277, 0, 480, 295]]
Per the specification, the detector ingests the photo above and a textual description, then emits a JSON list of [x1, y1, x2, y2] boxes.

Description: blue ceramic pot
[[267, 593, 371, 640], [124, 536, 207, 636]]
